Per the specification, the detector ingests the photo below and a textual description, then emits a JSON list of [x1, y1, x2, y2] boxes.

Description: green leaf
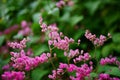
[[0, 35, 5, 46], [60, 12, 70, 22], [102, 44, 112, 57], [97, 65, 111, 73], [34, 45, 48, 56], [13, 33, 23, 39], [112, 33, 120, 43], [97, 65, 120, 77], [30, 36, 40, 44], [90, 72, 98, 78], [18, 8, 28, 15], [48, 8, 59, 17], [85, 1, 101, 15], [70, 15, 84, 26], [32, 68, 48, 80], [32, 13, 40, 22], [74, 29, 84, 40], [105, 67, 120, 77], [104, 12, 120, 26]]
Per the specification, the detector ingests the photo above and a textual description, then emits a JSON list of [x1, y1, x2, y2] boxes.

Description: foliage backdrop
[[0, 0, 120, 80]]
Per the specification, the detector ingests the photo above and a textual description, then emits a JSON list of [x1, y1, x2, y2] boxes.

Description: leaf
[[48, 8, 59, 17], [13, 33, 23, 39], [102, 44, 112, 57], [85, 1, 101, 15], [90, 72, 98, 78], [32, 68, 48, 80], [104, 12, 120, 26], [70, 15, 84, 26], [105, 67, 120, 77], [73, 29, 84, 40], [30, 36, 40, 44], [97, 65, 120, 77], [18, 8, 28, 15], [60, 12, 70, 22], [33, 45, 48, 56], [97, 65, 111, 73], [0, 35, 5, 46], [112, 33, 120, 43], [32, 13, 40, 22]]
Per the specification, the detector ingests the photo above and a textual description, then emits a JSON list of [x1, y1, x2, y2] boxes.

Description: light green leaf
[[70, 15, 84, 26], [32, 13, 40, 22], [85, 1, 101, 15], [48, 8, 59, 17], [102, 44, 112, 57], [34, 45, 48, 56], [0, 35, 5, 46], [32, 68, 48, 80], [112, 33, 120, 43], [105, 67, 120, 77]]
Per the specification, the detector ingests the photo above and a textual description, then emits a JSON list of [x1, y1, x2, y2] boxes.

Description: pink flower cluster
[[7, 38, 50, 71], [10, 50, 49, 71], [56, 0, 74, 8], [2, 71, 25, 80], [73, 52, 91, 63], [48, 62, 93, 80], [99, 73, 120, 80], [18, 20, 32, 36], [39, 17, 74, 50], [2, 64, 10, 71], [85, 30, 109, 46], [8, 38, 29, 49], [56, 0, 65, 8], [100, 56, 120, 68], [3, 25, 19, 35], [65, 49, 79, 57], [64, 49, 91, 63], [100, 57, 117, 65]]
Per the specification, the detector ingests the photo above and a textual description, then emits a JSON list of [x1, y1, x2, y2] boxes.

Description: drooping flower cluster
[[7, 38, 50, 71], [1, 71, 25, 80], [100, 56, 120, 68], [99, 73, 120, 80], [100, 57, 117, 65], [18, 20, 32, 36], [0, 44, 9, 54], [10, 49, 49, 71], [73, 52, 91, 63], [2, 64, 10, 71], [39, 17, 74, 51], [56, 0, 74, 8], [48, 62, 93, 80], [3, 25, 19, 35], [8, 38, 29, 49], [64, 49, 91, 63], [85, 30, 110, 46]]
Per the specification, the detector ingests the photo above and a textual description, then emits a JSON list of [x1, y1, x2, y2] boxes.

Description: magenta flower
[[2, 71, 25, 80]]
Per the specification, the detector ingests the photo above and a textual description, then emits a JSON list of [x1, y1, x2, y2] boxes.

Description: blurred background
[[0, 0, 120, 79]]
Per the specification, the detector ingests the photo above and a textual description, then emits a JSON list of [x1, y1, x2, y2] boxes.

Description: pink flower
[[18, 20, 32, 36], [8, 38, 29, 49], [2, 71, 25, 80], [99, 73, 110, 80], [2, 64, 10, 71], [21, 20, 27, 28], [59, 63, 68, 69], [85, 30, 107, 46], [67, 64, 76, 72], [56, 0, 65, 8], [39, 16, 43, 25]]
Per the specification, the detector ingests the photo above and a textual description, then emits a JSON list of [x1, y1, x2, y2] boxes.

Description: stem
[[49, 45, 56, 69], [94, 46, 97, 58]]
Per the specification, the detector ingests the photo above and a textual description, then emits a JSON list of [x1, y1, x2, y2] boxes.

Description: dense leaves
[[0, 0, 120, 80]]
